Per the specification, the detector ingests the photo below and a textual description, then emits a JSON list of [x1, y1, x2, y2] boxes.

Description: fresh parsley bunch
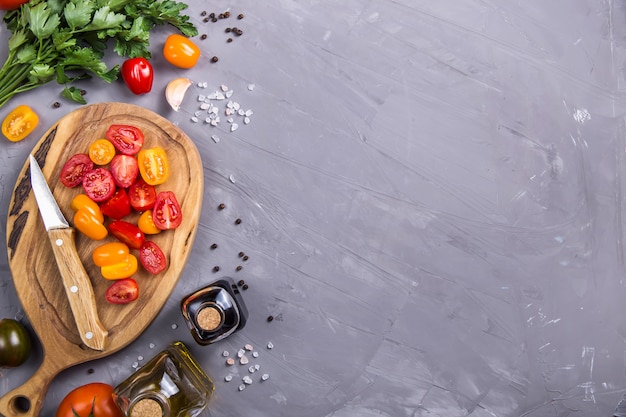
[[0, 0, 198, 108]]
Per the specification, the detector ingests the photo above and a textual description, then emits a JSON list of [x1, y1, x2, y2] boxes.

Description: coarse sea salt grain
[[243, 376, 253, 385], [231, 123, 239, 132], [248, 83, 255, 91], [238, 384, 246, 391], [240, 356, 249, 365], [220, 84, 229, 92], [211, 135, 220, 143], [224, 375, 233, 382], [261, 373, 270, 381], [267, 342, 274, 349]]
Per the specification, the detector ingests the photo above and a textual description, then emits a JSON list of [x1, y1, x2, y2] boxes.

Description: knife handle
[[48, 228, 108, 351]]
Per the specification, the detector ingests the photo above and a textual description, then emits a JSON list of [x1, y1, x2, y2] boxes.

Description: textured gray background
[[2, 0, 626, 416]]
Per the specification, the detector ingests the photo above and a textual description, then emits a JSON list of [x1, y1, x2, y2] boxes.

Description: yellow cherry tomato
[[163, 34, 200, 69], [2, 105, 38, 142], [138, 210, 161, 235], [74, 209, 108, 240], [92, 242, 130, 267], [88, 139, 116, 165], [101, 254, 138, 280], [70, 194, 104, 223], [137, 147, 169, 186]]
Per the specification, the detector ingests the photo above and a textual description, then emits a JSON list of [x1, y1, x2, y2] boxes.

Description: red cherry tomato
[[109, 154, 139, 188], [109, 220, 145, 249], [105, 124, 144, 155], [139, 241, 167, 274], [100, 188, 131, 220], [152, 191, 182, 230], [128, 178, 156, 211], [59, 154, 93, 188], [105, 278, 139, 304], [121, 57, 154, 95], [82, 168, 116, 202], [55, 382, 124, 417]]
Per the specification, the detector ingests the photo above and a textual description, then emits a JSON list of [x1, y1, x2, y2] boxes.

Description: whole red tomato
[[56, 383, 123, 417], [121, 57, 153, 95], [0, 0, 29, 10]]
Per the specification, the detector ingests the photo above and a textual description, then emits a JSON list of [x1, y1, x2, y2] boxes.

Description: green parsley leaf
[[64, 0, 95, 30], [62, 86, 87, 104], [83, 6, 126, 31], [29, 64, 55, 83], [28, 3, 61, 39]]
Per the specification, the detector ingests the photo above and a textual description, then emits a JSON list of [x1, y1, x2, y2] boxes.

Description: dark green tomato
[[0, 318, 31, 367]]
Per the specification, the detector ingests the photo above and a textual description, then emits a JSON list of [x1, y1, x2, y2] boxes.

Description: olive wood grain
[[0, 103, 204, 417]]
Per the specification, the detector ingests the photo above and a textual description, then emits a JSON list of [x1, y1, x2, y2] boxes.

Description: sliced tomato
[[60, 154, 93, 188], [109, 220, 145, 249], [109, 154, 138, 188], [82, 168, 116, 202], [128, 178, 156, 211], [138, 210, 161, 235], [137, 147, 169, 185], [92, 242, 130, 267], [153, 191, 182, 230], [105, 278, 139, 304], [139, 241, 167, 274], [88, 138, 116, 165], [2, 104, 38, 142], [101, 254, 138, 280], [100, 188, 131, 220], [105, 124, 144, 155]]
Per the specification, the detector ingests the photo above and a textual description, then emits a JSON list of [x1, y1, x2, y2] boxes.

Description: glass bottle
[[180, 277, 249, 345], [113, 341, 214, 417]]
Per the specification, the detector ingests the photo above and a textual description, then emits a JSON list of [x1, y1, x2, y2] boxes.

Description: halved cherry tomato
[[121, 57, 154, 95], [0, 0, 30, 11], [105, 124, 144, 155], [153, 191, 182, 230], [105, 278, 139, 304], [163, 34, 200, 69], [139, 241, 167, 274], [138, 210, 161, 235], [137, 147, 169, 186], [82, 168, 116, 202], [60, 154, 93, 188], [101, 254, 138, 280], [128, 178, 156, 211], [73, 209, 108, 240], [56, 382, 124, 417], [70, 194, 104, 223], [109, 220, 145, 249], [2, 104, 38, 142], [100, 188, 131, 220], [109, 154, 139, 188], [88, 138, 116, 165], [92, 242, 130, 267]]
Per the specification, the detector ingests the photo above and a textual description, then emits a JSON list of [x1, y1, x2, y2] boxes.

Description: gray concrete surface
[[2, 0, 626, 415]]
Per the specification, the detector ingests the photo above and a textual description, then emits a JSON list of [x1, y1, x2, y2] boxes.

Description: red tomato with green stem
[[56, 382, 124, 417], [139, 241, 167, 274], [121, 57, 153, 95], [105, 124, 144, 155], [109, 220, 145, 249], [152, 191, 182, 230]]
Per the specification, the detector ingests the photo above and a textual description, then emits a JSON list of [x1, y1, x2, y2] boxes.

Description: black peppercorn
[[211, 17, 218, 22], [213, 266, 220, 272], [218, 13, 225, 19], [243, 255, 249, 261], [235, 218, 242, 225], [209, 12, 215, 18], [201, 34, 207, 40], [210, 243, 218, 250], [80, 89, 87, 95], [224, 11, 231, 18], [225, 27, 231, 33], [242, 284, 249, 290], [237, 279, 245, 286], [203, 17, 209, 22], [234, 289, 240, 294], [227, 38, 233, 43], [53, 101, 60, 108], [236, 265, 243, 271], [267, 315, 274, 322], [238, 251, 244, 258], [218, 203, 226, 210], [211, 56, 219, 63], [237, 13, 244, 19], [201, 11, 207, 16]]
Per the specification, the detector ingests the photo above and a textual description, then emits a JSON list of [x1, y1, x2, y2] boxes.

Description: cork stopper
[[130, 398, 162, 417], [196, 305, 222, 331]]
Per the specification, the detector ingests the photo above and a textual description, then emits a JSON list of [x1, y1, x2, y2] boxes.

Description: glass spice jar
[[113, 341, 214, 417], [180, 277, 249, 345]]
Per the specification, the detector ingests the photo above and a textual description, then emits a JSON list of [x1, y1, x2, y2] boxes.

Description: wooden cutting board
[[0, 102, 203, 417]]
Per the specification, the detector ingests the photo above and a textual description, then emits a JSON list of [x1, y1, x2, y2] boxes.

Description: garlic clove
[[165, 78, 192, 111]]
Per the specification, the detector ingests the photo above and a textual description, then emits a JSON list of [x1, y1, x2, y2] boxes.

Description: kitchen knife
[[29, 154, 108, 351]]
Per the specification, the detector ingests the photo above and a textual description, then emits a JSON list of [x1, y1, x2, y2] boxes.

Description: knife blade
[[29, 154, 108, 351]]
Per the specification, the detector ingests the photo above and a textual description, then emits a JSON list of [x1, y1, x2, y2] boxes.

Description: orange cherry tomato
[[101, 254, 138, 280], [70, 194, 104, 223], [88, 139, 116, 165], [2, 105, 38, 142], [163, 34, 200, 69], [137, 147, 169, 185], [73, 209, 108, 240], [92, 242, 130, 267], [138, 210, 161, 235]]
